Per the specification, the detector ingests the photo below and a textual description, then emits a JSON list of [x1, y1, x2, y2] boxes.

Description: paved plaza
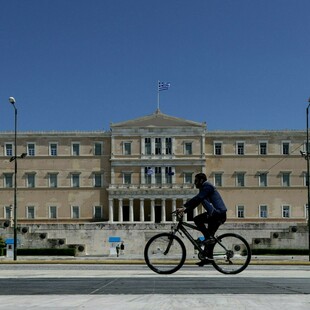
[[0, 263, 309, 309]]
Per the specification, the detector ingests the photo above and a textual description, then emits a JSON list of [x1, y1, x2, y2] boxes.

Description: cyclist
[[177, 173, 227, 266]]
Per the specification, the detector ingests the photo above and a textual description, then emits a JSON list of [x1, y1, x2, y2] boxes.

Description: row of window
[[236, 205, 308, 219], [213, 172, 300, 187], [214, 141, 292, 155], [2, 142, 104, 157], [3, 205, 104, 220], [1, 140, 300, 157], [2, 204, 307, 220], [2, 172, 104, 188], [2, 170, 306, 188]]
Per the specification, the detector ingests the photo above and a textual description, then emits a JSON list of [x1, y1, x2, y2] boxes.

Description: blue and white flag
[[147, 168, 154, 175], [158, 81, 171, 91]]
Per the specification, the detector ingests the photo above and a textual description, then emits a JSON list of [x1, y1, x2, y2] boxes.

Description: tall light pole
[[300, 98, 310, 261], [8, 97, 26, 260], [9, 97, 18, 261], [307, 98, 310, 262]]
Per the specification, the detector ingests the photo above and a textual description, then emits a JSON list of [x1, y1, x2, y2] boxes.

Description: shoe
[[202, 237, 216, 246], [195, 258, 213, 267]]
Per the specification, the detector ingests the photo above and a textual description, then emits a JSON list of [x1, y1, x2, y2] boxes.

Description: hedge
[[251, 248, 308, 255], [16, 248, 76, 256]]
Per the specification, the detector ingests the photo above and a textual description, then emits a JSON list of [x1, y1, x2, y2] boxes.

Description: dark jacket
[[184, 181, 227, 216]]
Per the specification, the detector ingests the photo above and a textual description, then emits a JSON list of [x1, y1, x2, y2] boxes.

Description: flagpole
[[157, 80, 160, 111]]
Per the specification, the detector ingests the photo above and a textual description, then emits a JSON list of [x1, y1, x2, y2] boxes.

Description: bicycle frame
[[171, 216, 228, 259], [171, 218, 206, 257]]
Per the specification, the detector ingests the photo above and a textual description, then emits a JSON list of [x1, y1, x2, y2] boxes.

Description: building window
[[259, 173, 268, 187], [123, 173, 132, 185], [49, 173, 58, 188], [71, 173, 80, 188], [27, 173, 36, 188], [27, 143, 35, 156], [123, 142, 131, 155], [72, 143, 80, 156], [145, 138, 151, 155], [166, 138, 172, 155], [184, 172, 193, 184], [144, 167, 153, 184], [282, 205, 290, 218], [94, 206, 103, 219], [27, 206, 35, 219], [94, 173, 103, 187], [282, 142, 290, 155], [4, 173, 13, 188], [5, 143, 13, 157], [259, 142, 267, 155], [282, 172, 290, 187], [184, 142, 192, 155], [155, 138, 162, 155], [214, 173, 222, 187], [155, 167, 162, 184], [214, 142, 222, 155], [94, 142, 103, 155], [49, 206, 57, 219], [260, 205, 268, 218], [49, 143, 58, 156], [236, 173, 245, 187], [236, 142, 244, 155], [4, 206, 12, 220], [72, 206, 80, 219], [165, 167, 173, 184], [237, 205, 245, 218]]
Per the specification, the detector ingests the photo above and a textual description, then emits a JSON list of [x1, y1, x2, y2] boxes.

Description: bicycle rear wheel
[[211, 233, 251, 274], [144, 233, 186, 274]]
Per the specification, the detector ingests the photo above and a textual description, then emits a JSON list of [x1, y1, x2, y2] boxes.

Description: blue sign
[[5, 238, 20, 245], [108, 236, 121, 243]]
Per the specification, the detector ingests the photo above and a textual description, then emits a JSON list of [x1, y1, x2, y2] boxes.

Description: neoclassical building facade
[[0, 110, 308, 226]]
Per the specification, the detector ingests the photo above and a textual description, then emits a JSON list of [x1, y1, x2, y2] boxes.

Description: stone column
[[151, 138, 155, 155], [118, 199, 123, 223], [129, 198, 134, 222], [150, 199, 155, 223], [172, 198, 177, 222], [108, 198, 114, 223], [161, 199, 166, 223], [140, 198, 145, 222]]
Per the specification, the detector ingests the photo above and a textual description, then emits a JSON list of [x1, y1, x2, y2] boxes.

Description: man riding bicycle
[[177, 173, 227, 266]]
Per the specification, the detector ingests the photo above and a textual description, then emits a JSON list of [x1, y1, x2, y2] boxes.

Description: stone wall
[[0, 222, 308, 256]]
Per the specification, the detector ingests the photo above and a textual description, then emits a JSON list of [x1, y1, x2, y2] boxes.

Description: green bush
[[16, 248, 76, 256], [251, 248, 308, 255]]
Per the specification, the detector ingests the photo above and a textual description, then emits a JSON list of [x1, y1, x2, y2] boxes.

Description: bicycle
[[144, 211, 251, 275]]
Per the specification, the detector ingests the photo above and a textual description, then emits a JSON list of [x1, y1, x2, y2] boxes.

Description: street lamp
[[8, 97, 26, 261], [307, 98, 310, 262], [302, 98, 310, 262]]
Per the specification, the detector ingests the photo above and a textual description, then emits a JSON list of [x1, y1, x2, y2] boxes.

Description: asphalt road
[[0, 265, 309, 295]]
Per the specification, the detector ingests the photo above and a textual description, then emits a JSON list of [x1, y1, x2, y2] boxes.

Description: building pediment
[[110, 109, 206, 129]]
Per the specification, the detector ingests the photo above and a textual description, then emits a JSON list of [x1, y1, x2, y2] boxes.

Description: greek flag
[[158, 81, 171, 91], [147, 168, 154, 175]]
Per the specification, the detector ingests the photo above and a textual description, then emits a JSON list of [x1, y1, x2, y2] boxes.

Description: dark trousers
[[193, 211, 227, 240]]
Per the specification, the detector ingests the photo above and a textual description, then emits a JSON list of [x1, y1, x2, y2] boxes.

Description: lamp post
[[8, 97, 26, 261], [307, 98, 310, 262]]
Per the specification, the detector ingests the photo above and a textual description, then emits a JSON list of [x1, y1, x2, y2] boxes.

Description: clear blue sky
[[1, 0, 310, 132]]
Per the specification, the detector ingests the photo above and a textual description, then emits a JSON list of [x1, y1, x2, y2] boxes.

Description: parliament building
[[0, 109, 308, 226]]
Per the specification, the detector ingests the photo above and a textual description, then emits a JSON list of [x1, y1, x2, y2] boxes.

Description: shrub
[[16, 248, 76, 256], [251, 248, 308, 255]]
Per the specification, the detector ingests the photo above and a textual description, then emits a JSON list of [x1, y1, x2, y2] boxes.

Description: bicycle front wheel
[[144, 233, 186, 274], [211, 233, 251, 275]]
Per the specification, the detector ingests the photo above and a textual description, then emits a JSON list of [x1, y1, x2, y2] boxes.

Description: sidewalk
[[0, 254, 309, 265]]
